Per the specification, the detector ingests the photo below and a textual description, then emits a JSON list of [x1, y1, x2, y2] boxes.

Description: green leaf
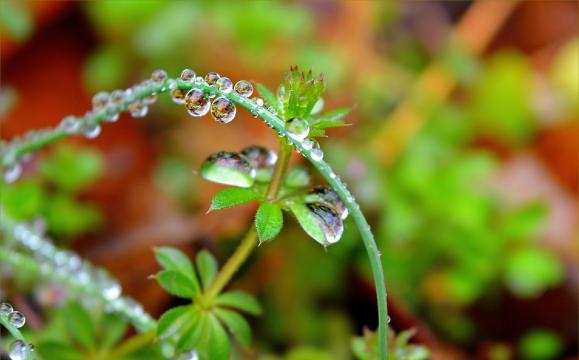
[[255, 202, 283, 242], [288, 202, 326, 245], [207, 315, 231, 360], [256, 83, 279, 113], [196, 250, 218, 289], [215, 291, 262, 315], [153, 247, 198, 291], [519, 329, 563, 360], [36, 341, 85, 360], [311, 107, 350, 129], [157, 305, 191, 339], [44, 194, 102, 237], [209, 187, 261, 212], [62, 302, 96, 351], [215, 308, 252, 348], [156, 270, 198, 298], [39, 145, 104, 192], [504, 248, 563, 298], [175, 309, 206, 353], [0, 180, 44, 220], [99, 312, 128, 349]]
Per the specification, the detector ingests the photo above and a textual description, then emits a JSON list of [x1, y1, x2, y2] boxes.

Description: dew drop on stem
[[8, 310, 26, 328], [185, 89, 211, 117], [286, 118, 310, 141], [234, 80, 253, 97]]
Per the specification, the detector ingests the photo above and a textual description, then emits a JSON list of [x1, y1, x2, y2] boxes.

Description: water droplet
[[0, 302, 13, 316], [58, 116, 80, 134], [83, 123, 101, 139], [185, 88, 210, 117], [151, 69, 167, 85], [194, 76, 205, 85], [92, 92, 109, 110], [234, 80, 253, 97], [180, 68, 196, 84], [143, 94, 157, 105], [309, 141, 324, 161], [311, 98, 324, 115], [108, 90, 125, 106], [210, 97, 236, 124], [177, 351, 199, 360], [204, 72, 220, 85], [285, 118, 310, 141], [171, 88, 188, 104], [306, 186, 348, 220], [104, 110, 119, 123], [8, 311, 26, 328], [200, 151, 256, 188], [240, 145, 277, 182], [8, 340, 30, 360], [3, 163, 22, 183], [387, 315, 391, 323], [128, 101, 148, 118], [302, 139, 314, 150], [308, 203, 344, 245], [216, 77, 233, 93], [254, 97, 264, 107]]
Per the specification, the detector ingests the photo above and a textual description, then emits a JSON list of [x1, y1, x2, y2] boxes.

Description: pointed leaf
[[208, 315, 231, 360], [175, 310, 206, 353], [215, 291, 262, 315], [311, 107, 350, 129], [215, 308, 252, 349], [99, 312, 129, 349], [36, 341, 85, 360], [256, 83, 279, 112], [156, 270, 198, 298], [196, 250, 218, 289], [157, 305, 192, 339], [255, 202, 283, 242], [209, 187, 261, 212], [154, 247, 194, 277]]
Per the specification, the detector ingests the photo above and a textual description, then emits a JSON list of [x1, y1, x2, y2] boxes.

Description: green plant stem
[[201, 138, 292, 303]]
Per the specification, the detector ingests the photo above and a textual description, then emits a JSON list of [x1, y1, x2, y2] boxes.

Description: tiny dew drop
[[215, 77, 233, 93], [171, 88, 188, 104], [234, 80, 253, 97], [254, 97, 264, 107], [180, 68, 195, 84], [3, 163, 22, 183], [309, 141, 324, 161], [200, 151, 256, 188], [194, 76, 205, 85], [58, 116, 80, 134], [302, 139, 314, 150], [151, 69, 167, 85], [143, 94, 158, 105], [91, 92, 109, 110], [8, 310, 26, 328], [204, 72, 220, 85], [0, 302, 13, 316], [83, 123, 101, 139], [285, 118, 310, 141], [210, 97, 236, 124], [128, 101, 148, 118], [185, 89, 210, 117], [108, 89, 125, 106]]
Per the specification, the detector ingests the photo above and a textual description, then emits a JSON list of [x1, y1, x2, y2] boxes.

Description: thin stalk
[[109, 330, 156, 359], [201, 138, 292, 303]]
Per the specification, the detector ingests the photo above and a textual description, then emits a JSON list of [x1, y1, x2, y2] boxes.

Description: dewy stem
[[201, 138, 292, 303]]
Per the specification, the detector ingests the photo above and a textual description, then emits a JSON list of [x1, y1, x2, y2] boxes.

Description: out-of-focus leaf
[[195, 250, 218, 290], [550, 38, 579, 110], [39, 145, 104, 193], [44, 195, 102, 237], [83, 47, 129, 92], [215, 291, 262, 316], [256, 83, 279, 113], [284, 167, 311, 188], [62, 302, 96, 351], [519, 329, 563, 360], [35, 341, 84, 360], [1, 180, 44, 220], [99, 312, 128, 350], [255, 202, 283, 242], [504, 248, 563, 298], [157, 305, 192, 339], [209, 187, 261, 212], [154, 247, 195, 281], [0, 0, 33, 42], [207, 315, 230, 360], [156, 270, 198, 298]]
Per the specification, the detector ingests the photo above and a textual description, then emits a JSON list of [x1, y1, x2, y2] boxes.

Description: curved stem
[[201, 138, 293, 303], [109, 330, 156, 359]]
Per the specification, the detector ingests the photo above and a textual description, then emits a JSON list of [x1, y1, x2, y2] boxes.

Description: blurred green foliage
[[1, 144, 103, 239], [518, 329, 563, 360]]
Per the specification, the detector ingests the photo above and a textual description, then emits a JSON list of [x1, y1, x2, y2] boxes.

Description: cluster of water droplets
[[1, 218, 154, 331], [0, 302, 34, 359], [200, 146, 277, 188]]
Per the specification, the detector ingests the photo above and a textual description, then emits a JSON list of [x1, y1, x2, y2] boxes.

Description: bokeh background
[[1, 1, 577, 359]]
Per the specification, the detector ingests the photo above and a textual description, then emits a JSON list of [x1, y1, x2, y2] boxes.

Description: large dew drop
[[210, 97, 236, 124], [185, 89, 210, 117], [180, 69, 196, 84], [285, 118, 310, 141], [3, 163, 22, 183], [151, 69, 167, 85], [8, 310, 26, 328], [0, 302, 13, 316], [171, 88, 188, 104], [92, 92, 109, 110], [308, 203, 344, 245], [204, 72, 221, 86], [8, 339, 31, 360], [240, 145, 277, 182], [200, 151, 256, 188], [306, 186, 348, 220], [128, 101, 148, 118], [216, 77, 233, 93], [234, 80, 253, 97]]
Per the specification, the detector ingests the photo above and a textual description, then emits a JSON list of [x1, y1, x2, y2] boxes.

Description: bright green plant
[[0, 66, 393, 359]]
